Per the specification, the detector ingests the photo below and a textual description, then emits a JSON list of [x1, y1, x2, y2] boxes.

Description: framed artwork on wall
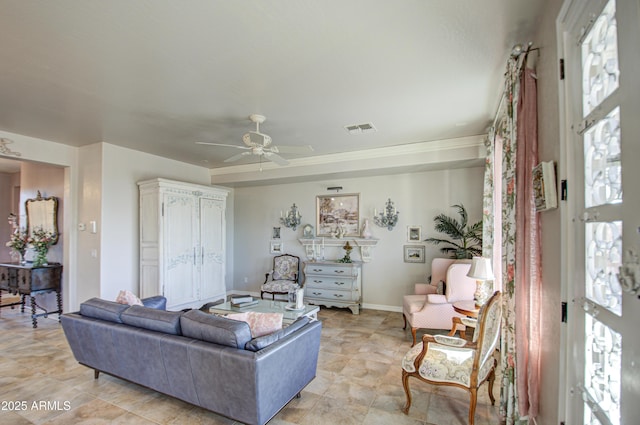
[[316, 193, 360, 237], [407, 225, 422, 242], [272, 227, 281, 239], [270, 241, 283, 254], [403, 245, 425, 263]]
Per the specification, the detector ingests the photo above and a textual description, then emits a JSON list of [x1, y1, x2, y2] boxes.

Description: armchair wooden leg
[[411, 328, 417, 346], [260, 292, 264, 299], [401, 370, 412, 414], [487, 360, 497, 405], [469, 387, 478, 425], [402, 314, 407, 330], [94, 369, 100, 379]]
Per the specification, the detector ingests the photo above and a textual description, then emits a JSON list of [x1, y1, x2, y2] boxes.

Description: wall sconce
[[280, 203, 301, 231], [467, 256, 495, 307], [373, 198, 399, 231]]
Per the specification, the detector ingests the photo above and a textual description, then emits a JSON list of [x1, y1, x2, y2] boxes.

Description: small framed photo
[[404, 245, 425, 263], [407, 225, 422, 242], [272, 227, 281, 239], [270, 241, 283, 254], [302, 224, 314, 238]]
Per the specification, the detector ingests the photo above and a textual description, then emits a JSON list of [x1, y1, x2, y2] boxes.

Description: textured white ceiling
[[0, 0, 544, 169]]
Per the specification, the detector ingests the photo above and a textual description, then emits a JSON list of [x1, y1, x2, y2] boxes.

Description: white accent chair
[[401, 291, 502, 425], [402, 258, 476, 346]]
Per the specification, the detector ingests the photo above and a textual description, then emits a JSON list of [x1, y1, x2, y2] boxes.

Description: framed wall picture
[[270, 241, 283, 254], [407, 225, 422, 242], [403, 245, 425, 263], [316, 193, 360, 237], [272, 227, 281, 239], [532, 161, 558, 212]]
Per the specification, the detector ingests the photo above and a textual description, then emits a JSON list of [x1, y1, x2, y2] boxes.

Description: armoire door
[[163, 191, 198, 308], [199, 196, 226, 301]]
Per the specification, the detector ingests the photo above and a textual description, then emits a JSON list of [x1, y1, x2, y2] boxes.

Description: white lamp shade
[[467, 256, 495, 280]]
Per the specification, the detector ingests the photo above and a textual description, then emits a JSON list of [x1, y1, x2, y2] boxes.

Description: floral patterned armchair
[[260, 254, 300, 300], [401, 291, 502, 425]]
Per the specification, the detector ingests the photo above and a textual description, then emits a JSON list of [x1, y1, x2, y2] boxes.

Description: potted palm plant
[[424, 204, 482, 259]]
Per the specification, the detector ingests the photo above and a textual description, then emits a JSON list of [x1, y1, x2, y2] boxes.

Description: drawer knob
[[313, 280, 322, 283], [312, 292, 322, 296], [334, 270, 344, 273], [333, 294, 344, 298], [334, 282, 344, 285], [312, 269, 322, 272]]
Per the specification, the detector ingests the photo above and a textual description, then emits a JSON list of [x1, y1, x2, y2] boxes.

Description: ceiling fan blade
[[263, 152, 289, 166], [196, 142, 250, 150], [224, 152, 253, 163], [270, 145, 314, 154]]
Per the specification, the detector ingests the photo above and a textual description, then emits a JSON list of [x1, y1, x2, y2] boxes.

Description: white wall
[[99, 143, 216, 301], [0, 172, 17, 262], [535, 0, 564, 423], [232, 166, 484, 310]]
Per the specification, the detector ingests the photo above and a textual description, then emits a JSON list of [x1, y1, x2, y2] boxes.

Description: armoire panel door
[[199, 197, 225, 300], [163, 192, 198, 307]]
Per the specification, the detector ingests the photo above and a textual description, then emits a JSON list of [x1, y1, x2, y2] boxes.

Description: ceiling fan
[[196, 114, 313, 166]]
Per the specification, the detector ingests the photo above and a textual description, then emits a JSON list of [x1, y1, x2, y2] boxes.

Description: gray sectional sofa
[[60, 297, 322, 425]]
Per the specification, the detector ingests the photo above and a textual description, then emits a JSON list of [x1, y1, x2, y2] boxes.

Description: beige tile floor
[[0, 303, 501, 424]]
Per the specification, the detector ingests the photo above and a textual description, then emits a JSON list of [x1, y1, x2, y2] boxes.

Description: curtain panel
[[486, 51, 541, 424]]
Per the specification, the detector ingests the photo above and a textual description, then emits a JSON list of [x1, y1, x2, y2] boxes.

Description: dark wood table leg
[[31, 295, 37, 328], [56, 290, 63, 321], [21, 294, 25, 313]]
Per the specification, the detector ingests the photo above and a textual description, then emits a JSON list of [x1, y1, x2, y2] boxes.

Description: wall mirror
[[25, 191, 59, 245]]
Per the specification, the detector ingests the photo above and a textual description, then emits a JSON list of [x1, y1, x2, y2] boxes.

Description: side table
[[449, 300, 480, 339]]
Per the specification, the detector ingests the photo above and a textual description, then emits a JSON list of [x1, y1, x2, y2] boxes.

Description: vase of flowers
[[6, 228, 28, 265], [28, 227, 55, 267]]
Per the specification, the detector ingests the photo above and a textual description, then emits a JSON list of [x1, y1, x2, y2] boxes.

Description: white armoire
[[138, 178, 229, 310]]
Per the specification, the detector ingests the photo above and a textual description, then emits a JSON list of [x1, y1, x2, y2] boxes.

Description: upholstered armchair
[[402, 258, 475, 345], [401, 291, 502, 425], [261, 254, 300, 300]]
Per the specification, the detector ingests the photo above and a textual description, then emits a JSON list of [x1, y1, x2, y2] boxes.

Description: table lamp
[[467, 257, 495, 307]]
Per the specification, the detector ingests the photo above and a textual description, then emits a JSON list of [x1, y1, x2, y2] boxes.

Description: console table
[[303, 261, 362, 314], [0, 263, 63, 328]]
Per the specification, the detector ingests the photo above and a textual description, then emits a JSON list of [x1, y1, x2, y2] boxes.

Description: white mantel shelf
[[298, 238, 379, 262]]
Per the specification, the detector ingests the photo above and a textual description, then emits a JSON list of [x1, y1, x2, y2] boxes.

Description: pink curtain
[[514, 67, 541, 418]]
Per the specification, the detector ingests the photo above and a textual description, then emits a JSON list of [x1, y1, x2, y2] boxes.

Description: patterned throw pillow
[[226, 311, 283, 337], [115, 290, 143, 306], [436, 280, 447, 295]]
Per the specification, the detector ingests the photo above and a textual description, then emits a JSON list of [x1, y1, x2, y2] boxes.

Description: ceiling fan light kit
[[196, 114, 313, 168]]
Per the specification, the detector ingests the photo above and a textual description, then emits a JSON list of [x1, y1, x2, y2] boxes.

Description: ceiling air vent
[[344, 122, 377, 135]]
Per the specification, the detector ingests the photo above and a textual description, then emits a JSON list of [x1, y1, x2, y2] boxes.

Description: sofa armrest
[[425, 294, 448, 304], [141, 296, 167, 310], [414, 283, 437, 295]]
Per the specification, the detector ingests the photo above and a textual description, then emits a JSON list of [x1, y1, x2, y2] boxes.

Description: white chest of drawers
[[303, 261, 362, 315]]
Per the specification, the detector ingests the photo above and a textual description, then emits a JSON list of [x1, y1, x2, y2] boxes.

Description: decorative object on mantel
[[424, 204, 482, 259], [361, 219, 372, 239], [280, 203, 301, 231], [316, 193, 360, 237], [467, 256, 495, 307], [0, 137, 22, 157], [337, 241, 353, 263], [299, 237, 378, 262], [374, 198, 399, 230], [6, 227, 28, 265], [28, 227, 55, 267]]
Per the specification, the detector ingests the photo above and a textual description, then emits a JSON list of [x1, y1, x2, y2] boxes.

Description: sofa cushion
[[141, 296, 167, 310], [244, 316, 311, 352], [180, 310, 252, 349], [80, 298, 130, 323], [121, 305, 183, 335], [226, 311, 283, 337]]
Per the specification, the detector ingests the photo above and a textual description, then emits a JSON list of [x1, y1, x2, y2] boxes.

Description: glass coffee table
[[208, 299, 319, 325]]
